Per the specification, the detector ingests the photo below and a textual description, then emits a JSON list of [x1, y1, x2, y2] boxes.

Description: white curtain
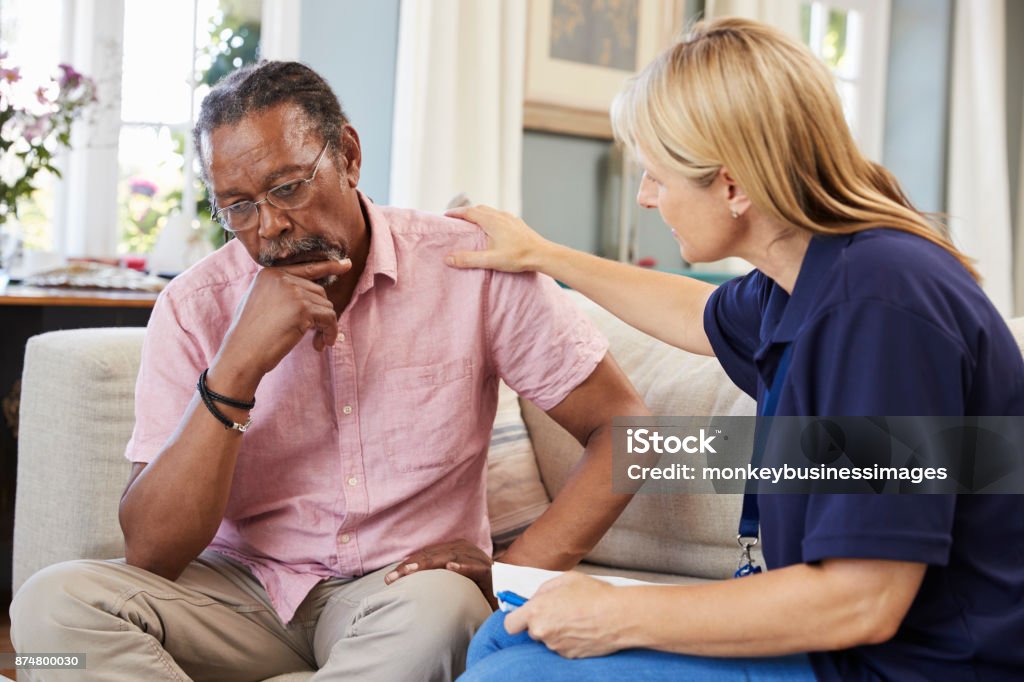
[[259, 0, 301, 61], [389, 0, 525, 213], [59, 0, 124, 259], [948, 0, 1013, 315], [704, 0, 801, 36]]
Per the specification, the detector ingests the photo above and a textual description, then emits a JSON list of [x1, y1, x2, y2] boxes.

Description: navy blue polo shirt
[[704, 229, 1024, 681]]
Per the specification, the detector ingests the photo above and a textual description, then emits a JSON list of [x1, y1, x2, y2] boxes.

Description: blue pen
[[496, 590, 528, 612]]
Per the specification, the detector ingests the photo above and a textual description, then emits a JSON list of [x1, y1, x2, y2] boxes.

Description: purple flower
[[57, 63, 82, 88], [1, 66, 21, 84], [129, 178, 159, 197], [35, 86, 50, 105]]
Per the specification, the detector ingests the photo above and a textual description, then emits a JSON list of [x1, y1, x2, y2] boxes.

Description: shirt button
[[347, 476, 358, 486], [342, 405, 353, 415], [340, 533, 351, 544], [338, 333, 345, 342]]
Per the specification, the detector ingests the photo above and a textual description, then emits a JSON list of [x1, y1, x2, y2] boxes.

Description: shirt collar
[[765, 232, 851, 344], [354, 190, 398, 294]]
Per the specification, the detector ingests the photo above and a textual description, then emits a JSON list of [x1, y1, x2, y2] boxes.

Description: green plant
[[201, 15, 260, 88], [119, 176, 177, 254]]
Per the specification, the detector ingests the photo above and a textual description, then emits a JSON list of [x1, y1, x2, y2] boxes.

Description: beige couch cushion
[[486, 381, 550, 547], [13, 328, 142, 593], [522, 292, 759, 580]]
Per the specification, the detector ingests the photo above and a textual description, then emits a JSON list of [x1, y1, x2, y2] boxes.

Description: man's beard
[[258, 236, 348, 288]]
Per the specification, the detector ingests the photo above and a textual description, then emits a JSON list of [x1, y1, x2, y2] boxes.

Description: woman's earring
[[730, 208, 739, 219]]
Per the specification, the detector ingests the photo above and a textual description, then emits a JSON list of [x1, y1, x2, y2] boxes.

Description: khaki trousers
[[9, 551, 491, 682]]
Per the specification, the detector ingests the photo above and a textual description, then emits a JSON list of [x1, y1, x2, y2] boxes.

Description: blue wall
[[882, 0, 954, 213], [300, 0, 400, 204], [522, 132, 610, 256]]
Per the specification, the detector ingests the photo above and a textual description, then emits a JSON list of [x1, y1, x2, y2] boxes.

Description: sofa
[[13, 290, 1024, 681]]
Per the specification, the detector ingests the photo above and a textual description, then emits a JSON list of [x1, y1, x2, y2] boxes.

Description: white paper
[[491, 562, 659, 599]]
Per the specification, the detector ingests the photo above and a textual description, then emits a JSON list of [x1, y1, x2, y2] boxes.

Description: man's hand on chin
[[384, 539, 498, 610], [216, 257, 352, 382]]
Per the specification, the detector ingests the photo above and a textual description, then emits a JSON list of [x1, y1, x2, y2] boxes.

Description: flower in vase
[[0, 53, 97, 225]]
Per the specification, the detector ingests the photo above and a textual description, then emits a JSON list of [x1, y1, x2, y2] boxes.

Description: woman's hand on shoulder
[[445, 205, 552, 274], [504, 571, 626, 659]]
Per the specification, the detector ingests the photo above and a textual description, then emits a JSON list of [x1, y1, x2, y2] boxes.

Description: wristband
[[197, 370, 252, 432], [198, 368, 255, 409]]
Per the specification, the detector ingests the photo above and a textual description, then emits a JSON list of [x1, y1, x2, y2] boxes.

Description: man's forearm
[[119, 391, 249, 580], [501, 424, 633, 569], [504, 354, 650, 569]]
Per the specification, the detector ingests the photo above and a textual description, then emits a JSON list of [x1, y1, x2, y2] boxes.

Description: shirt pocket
[[383, 358, 475, 472]]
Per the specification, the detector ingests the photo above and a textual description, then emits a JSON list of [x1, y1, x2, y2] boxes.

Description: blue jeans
[[458, 611, 818, 681]]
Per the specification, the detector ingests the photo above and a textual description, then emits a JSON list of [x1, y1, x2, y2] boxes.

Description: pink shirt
[[125, 196, 608, 623]]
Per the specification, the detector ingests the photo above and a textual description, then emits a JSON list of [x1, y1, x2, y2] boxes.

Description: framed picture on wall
[[523, 0, 683, 139]]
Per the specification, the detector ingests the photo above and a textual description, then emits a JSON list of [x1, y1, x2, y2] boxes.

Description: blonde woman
[[450, 18, 1024, 682]]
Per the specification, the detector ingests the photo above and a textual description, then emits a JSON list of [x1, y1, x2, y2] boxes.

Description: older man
[[10, 61, 647, 681]]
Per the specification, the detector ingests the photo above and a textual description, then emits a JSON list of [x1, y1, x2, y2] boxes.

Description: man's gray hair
[[193, 60, 349, 184]]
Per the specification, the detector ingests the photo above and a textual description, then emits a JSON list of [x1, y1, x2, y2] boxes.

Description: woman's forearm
[[533, 241, 717, 356], [612, 559, 925, 657]]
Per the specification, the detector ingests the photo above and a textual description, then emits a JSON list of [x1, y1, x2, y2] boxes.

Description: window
[[0, 0, 260, 260], [800, 0, 890, 161], [119, 0, 261, 255]]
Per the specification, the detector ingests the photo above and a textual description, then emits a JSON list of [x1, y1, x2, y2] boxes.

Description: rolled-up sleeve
[[123, 289, 212, 464], [486, 273, 609, 411]]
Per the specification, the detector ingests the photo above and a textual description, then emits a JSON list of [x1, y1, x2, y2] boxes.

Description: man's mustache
[[258, 236, 347, 267]]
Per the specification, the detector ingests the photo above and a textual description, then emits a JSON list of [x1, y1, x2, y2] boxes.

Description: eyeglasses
[[212, 141, 331, 233]]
